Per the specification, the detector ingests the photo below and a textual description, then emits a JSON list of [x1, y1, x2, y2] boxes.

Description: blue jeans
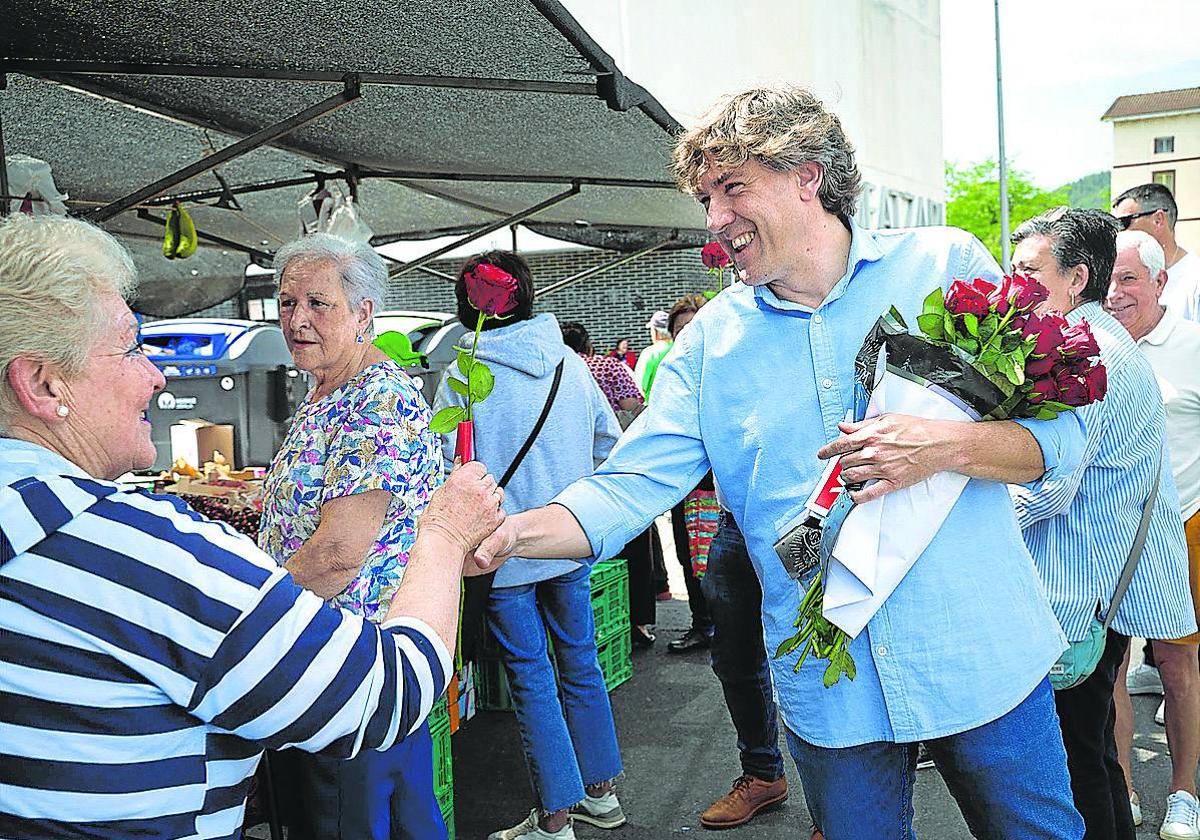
[[272, 720, 446, 840], [787, 678, 1084, 840], [700, 513, 784, 781], [487, 563, 624, 812]]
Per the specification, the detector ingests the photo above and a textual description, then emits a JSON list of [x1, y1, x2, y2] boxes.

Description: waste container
[[141, 318, 306, 470]]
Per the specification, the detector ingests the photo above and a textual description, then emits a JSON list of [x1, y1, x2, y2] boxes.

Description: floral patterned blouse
[[579, 353, 643, 413], [258, 360, 441, 623]]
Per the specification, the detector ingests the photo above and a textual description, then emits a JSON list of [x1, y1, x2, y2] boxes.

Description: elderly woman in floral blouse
[[258, 233, 445, 839]]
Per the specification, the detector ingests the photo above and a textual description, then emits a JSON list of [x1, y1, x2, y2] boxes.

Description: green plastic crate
[[474, 656, 515, 712], [590, 556, 627, 590], [428, 694, 450, 734], [589, 569, 630, 640], [431, 714, 454, 816], [442, 799, 456, 840], [596, 623, 633, 692]]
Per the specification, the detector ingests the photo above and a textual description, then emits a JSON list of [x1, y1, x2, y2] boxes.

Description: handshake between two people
[[418, 460, 520, 577]]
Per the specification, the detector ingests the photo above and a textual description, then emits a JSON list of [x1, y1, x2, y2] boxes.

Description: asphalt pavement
[[452, 521, 1188, 839]]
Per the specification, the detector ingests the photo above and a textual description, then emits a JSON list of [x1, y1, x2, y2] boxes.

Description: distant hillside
[[1064, 171, 1111, 210]]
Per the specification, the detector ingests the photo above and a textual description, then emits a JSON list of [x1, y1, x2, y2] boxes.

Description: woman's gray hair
[[0, 214, 137, 430], [273, 234, 387, 335], [1116, 230, 1165, 279]]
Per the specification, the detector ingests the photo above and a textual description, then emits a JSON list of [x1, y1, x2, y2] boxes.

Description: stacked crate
[[429, 695, 455, 839], [476, 558, 632, 710]]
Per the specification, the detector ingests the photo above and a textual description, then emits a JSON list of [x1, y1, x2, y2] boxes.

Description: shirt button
[[822, 378, 833, 389], [813, 314, 823, 324], [877, 645, 888, 656]]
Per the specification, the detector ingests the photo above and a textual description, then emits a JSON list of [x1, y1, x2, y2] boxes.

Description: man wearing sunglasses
[[1113, 184, 1198, 322]]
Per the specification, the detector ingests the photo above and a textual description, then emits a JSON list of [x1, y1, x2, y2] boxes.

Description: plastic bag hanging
[[3, 154, 69, 216]]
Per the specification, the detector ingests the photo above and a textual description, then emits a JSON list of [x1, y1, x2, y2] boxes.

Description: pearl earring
[[56, 405, 70, 418]]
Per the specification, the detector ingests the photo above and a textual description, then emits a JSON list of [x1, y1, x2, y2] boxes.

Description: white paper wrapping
[[822, 370, 975, 638]]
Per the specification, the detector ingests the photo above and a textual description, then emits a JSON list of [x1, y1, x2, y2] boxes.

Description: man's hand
[[420, 461, 505, 556], [817, 414, 950, 504], [468, 517, 520, 576]]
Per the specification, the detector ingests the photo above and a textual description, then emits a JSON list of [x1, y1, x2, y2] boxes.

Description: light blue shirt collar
[[752, 216, 886, 316]]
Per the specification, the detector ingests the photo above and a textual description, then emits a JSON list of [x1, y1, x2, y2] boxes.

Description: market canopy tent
[[0, 0, 707, 314]]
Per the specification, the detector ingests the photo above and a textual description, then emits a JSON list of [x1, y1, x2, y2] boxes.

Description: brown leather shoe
[[699, 774, 788, 829]]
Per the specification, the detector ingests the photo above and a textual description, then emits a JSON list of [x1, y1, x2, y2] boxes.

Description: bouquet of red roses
[[775, 274, 1107, 688]]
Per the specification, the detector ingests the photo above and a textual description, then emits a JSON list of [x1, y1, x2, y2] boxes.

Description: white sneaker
[[488, 809, 577, 840], [569, 789, 627, 829], [1128, 662, 1165, 695], [1157, 699, 1167, 726], [1131, 790, 1143, 827], [1160, 790, 1200, 840]]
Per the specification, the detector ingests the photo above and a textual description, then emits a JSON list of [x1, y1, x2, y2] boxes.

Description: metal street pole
[[994, 0, 1011, 269]]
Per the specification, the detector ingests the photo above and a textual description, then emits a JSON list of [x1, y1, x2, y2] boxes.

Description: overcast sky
[[941, 0, 1199, 188]]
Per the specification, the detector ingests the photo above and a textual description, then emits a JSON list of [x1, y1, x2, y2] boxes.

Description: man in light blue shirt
[[475, 86, 1086, 839]]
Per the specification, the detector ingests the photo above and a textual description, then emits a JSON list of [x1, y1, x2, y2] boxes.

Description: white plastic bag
[[296, 181, 372, 243], [4, 154, 69, 215]]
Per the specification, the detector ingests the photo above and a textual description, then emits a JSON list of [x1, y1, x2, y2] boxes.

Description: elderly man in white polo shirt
[[1107, 229, 1200, 839]]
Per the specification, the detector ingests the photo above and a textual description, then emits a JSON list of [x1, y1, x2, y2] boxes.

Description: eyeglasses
[[1114, 209, 1158, 230]]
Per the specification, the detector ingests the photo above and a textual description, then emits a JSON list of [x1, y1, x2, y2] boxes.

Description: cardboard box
[[170, 419, 235, 470]]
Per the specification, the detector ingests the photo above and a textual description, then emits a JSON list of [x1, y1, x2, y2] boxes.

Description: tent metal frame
[[0, 5, 699, 311], [85, 75, 363, 222], [0, 59, 603, 97]]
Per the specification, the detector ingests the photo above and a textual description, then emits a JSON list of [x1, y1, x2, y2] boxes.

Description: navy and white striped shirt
[[1013, 302, 1196, 642], [0, 439, 451, 839]]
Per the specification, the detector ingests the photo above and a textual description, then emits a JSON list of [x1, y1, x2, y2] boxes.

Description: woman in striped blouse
[[0, 214, 506, 840], [1010, 208, 1196, 840]]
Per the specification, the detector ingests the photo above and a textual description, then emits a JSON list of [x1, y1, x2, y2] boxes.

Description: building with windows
[[562, 0, 945, 230], [1103, 86, 1200, 252]]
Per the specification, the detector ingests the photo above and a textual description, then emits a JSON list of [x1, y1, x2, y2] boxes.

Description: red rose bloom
[[969, 277, 997, 298], [1055, 370, 1090, 407], [1010, 273, 1050, 312], [1084, 364, 1108, 402], [1025, 351, 1061, 379], [946, 280, 990, 318], [987, 276, 1014, 316], [465, 263, 520, 316], [1023, 312, 1067, 357], [701, 241, 731, 270], [1061, 321, 1100, 359], [1029, 377, 1061, 403]]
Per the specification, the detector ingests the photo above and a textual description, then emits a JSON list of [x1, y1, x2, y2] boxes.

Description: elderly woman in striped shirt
[[0, 214, 505, 840], [1011, 208, 1196, 840]]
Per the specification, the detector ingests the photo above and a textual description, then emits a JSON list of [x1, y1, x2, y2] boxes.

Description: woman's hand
[[420, 461, 506, 555]]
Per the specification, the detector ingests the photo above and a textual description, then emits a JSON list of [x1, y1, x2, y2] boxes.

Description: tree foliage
[[1066, 171, 1111, 211], [945, 160, 1070, 263]]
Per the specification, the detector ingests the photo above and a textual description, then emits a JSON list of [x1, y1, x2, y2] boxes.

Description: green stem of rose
[[466, 310, 486, 421]]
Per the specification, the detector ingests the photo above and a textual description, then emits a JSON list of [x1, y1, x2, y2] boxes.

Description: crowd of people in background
[[3, 81, 1200, 840]]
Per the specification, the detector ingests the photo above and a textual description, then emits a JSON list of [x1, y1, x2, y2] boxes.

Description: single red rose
[[1084, 363, 1108, 402], [1025, 351, 1061, 379], [701, 241, 731, 269], [946, 279, 990, 318], [1010, 273, 1050, 312], [1061, 321, 1100, 359], [1023, 312, 1067, 357], [465, 263, 520, 316], [1055, 370, 1090, 407], [1029, 377, 1061, 404], [988, 276, 1014, 316]]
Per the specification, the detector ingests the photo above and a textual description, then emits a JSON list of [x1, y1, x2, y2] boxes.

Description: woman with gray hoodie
[[433, 251, 626, 840]]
